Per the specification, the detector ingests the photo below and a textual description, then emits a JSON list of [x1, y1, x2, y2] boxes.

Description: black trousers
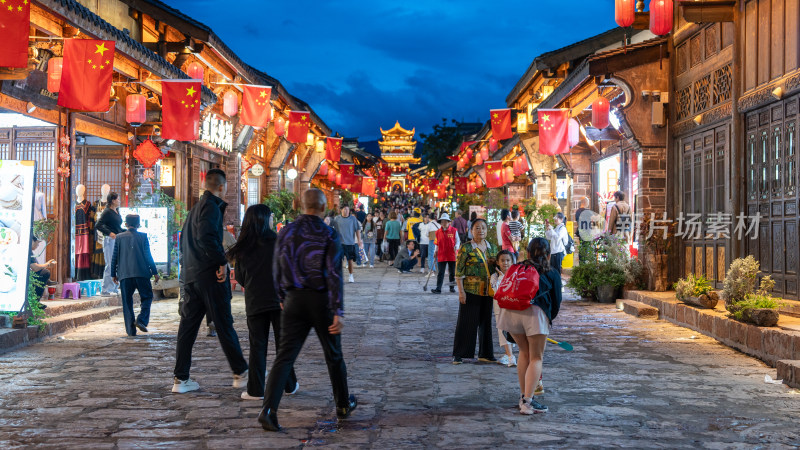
[[550, 251, 564, 274], [33, 268, 50, 299], [452, 293, 494, 359], [174, 277, 248, 380], [435, 261, 456, 291], [376, 238, 383, 258], [246, 311, 297, 397], [263, 289, 349, 412], [120, 277, 153, 336], [419, 244, 428, 268], [387, 239, 400, 262]]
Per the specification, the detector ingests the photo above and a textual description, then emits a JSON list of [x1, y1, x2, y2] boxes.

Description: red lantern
[[615, 0, 635, 27], [47, 57, 63, 93], [319, 161, 329, 176], [489, 138, 498, 153], [275, 117, 286, 136], [568, 118, 580, 147], [480, 147, 489, 161], [223, 91, 238, 117], [187, 61, 204, 80], [328, 168, 336, 182], [649, 0, 673, 36], [475, 154, 483, 166], [592, 97, 610, 129], [466, 149, 473, 159], [126, 94, 146, 126], [336, 173, 342, 185], [519, 156, 529, 174], [504, 166, 514, 184]]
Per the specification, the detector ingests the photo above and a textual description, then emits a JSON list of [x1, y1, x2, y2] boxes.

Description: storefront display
[[118, 207, 169, 263], [0, 160, 36, 312]]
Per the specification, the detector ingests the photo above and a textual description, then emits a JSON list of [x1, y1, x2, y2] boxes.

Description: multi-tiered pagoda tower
[[379, 122, 420, 181]]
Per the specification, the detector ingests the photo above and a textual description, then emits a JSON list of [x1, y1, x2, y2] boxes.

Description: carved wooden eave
[[738, 69, 800, 113], [680, 0, 736, 23], [671, 102, 733, 136]]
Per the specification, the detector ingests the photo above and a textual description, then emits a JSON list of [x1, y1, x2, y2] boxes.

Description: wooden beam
[[73, 115, 128, 144], [0, 92, 61, 124], [681, 1, 735, 23], [589, 45, 667, 77], [30, 7, 63, 36]]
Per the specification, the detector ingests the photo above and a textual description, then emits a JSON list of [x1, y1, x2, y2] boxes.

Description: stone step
[[779, 299, 800, 318], [42, 306, 123, 336], [776, 360, 800, 389], [40, 295, 121, 316], [621, 300, 659, 318]]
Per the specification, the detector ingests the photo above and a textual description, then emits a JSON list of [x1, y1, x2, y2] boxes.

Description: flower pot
[[597, 284, 617, 303], [683, 291, 719, 309], [742, 308, 780, 327], [645, 253, 669, 292]]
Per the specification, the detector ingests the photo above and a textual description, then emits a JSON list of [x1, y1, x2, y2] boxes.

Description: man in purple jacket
[[258, 188, 357, 432]]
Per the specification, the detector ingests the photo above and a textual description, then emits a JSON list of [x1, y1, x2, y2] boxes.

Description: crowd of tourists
[[70, 172, 569, 424]]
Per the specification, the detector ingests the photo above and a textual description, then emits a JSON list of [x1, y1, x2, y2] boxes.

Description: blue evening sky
[[168, 0, 617, 140]]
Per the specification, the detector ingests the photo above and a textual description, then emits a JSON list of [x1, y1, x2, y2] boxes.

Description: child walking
[[491, 250, 517, 367]]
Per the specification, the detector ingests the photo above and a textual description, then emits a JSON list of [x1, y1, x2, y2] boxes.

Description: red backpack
[[494, 263, 540, 310]]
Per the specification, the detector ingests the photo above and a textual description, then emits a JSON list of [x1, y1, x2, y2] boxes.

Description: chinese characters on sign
[[200, 114, 233, 153], [578, 210, 763, 242]]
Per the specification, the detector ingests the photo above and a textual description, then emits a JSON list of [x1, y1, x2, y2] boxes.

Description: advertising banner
[[0, 160, 36, 312], [118, 207, 169, 263]]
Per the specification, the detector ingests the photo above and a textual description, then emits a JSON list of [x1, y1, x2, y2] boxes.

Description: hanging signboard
[[250, 163, 264, 177], [0, 160, 36, 313], [118, 207, 169, 263], [199, 113, 233, 153]]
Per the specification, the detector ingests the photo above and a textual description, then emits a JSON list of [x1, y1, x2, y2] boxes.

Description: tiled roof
[[588, 37, 668, 61], [40, 0, 216, 102]]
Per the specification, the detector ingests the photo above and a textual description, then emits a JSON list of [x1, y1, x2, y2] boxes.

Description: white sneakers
[[172, 377, 200, 394], [498, 354, 517, 367], [233, 370, 248, 388], [241, 391, 263, 401], [369, 264, 374, 268], [420, 268, 426, 274], [348, 274, 355, 283], [286, 381, 300, 395]]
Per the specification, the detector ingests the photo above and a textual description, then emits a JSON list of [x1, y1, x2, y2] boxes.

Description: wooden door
[[745, 96, 800, 299]]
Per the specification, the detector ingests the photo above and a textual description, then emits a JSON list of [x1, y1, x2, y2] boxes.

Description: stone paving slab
[[0, 263, 798, 448]]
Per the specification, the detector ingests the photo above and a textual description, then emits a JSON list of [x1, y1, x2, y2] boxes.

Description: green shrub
[[722, 256, 760, 303]]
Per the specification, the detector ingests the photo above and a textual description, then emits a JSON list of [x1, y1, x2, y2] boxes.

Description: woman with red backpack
[[496, 237, 562, 415]]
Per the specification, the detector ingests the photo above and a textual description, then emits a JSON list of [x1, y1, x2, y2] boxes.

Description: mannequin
[[91, 184, 112, 279], [33, 187, 48, 264], [75, 184, 96, 281]]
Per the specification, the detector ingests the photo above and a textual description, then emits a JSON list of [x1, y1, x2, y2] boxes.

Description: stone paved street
[[1, 265, 799, 449]]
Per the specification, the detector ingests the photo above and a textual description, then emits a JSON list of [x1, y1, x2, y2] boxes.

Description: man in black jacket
[[172, 169, 248, 394], [111, 214, 159, 336]]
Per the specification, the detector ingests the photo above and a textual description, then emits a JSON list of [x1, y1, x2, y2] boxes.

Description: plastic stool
[[77, 281, 92, 297], [88, 280, 102, 296], [61, 283, 81, 299]]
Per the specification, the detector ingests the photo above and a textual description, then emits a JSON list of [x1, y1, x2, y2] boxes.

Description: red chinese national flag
[[363, 177, 376, 196], [436, 184, 447, 198], [240, 86, 272, 127], [161, 80, 202, 141], [485, 161, 504, 188], [352, 176, 364, 194], [58, 40, 116, 111], [325, 137, 343, 161], [377, 175, 389, 190], [287, 111, 310, 143], [0, 0, 30, 68], [339, 164, 355, 185], [490, 109, 513, 141], [455, 177, 468, 194], [538, 109, 570, 155]]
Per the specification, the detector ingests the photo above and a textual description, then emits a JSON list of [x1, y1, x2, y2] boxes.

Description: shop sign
[[118, 207, 169, 263], [200, 114, 233, 153], [250, 163, 264, 177], [0, 160, 36, 312], [159, 164, 174, 187]]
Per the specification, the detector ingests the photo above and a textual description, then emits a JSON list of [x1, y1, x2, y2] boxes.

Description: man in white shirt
[[545, 212, 569, 274], [419, 215, 441, 273]]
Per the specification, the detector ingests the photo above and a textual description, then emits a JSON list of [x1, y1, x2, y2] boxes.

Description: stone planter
[[645, 253, 669, 292], [152, 278, 180, 299], [742, 308, 780, 327], [682, 291, 720, 309], [597, 284, 617, 303]]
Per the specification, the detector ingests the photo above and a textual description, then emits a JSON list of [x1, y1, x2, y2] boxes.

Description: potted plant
[[567, 261, 598, 301], [674, 274, 719, 308], [595, 260, 627, 303], [33, 218, 59, 242], [723, 256, 781, 326]]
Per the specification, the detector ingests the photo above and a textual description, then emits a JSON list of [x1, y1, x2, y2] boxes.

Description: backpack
[[411, 221, 421, 241], [494, 263, 540, 311], [558, 224, 574, 255]]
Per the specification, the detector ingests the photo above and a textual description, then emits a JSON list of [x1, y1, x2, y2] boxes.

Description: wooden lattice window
[[85, 157, 124, 203], [677, 87, 692, 120], [694, 75, 711, 112], [15, 141, 56, 214], [247, 176, 260, 206], [713, 64, 732, 105]]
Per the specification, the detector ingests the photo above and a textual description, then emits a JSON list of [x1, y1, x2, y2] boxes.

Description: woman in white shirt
[[544, 212, 569, 274]]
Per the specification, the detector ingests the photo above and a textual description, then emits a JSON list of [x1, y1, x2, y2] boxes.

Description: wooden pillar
[[730, 1, 744, 261], [56, 112, 75, 282]]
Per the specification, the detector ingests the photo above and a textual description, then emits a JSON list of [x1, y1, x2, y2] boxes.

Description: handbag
[[494, 263, 540, 310], [474, 245, 495, 297]]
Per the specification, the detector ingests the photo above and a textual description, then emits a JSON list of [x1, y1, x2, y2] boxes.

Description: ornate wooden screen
[[746, 97, 800, 299]]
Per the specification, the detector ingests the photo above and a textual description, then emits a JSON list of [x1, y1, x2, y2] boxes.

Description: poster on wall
[[0, 160, 36, 312], [118, 207, 169, 263]]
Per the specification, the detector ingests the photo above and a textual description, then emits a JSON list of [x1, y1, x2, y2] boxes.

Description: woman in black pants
[[227, 204, 299, 400]]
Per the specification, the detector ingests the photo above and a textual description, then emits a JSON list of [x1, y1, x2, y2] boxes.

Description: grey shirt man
[[332, 215, 361, 246]]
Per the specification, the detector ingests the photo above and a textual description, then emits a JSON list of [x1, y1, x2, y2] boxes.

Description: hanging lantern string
[[29, 36, 67, 40], [211, 82, 274, 88]]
